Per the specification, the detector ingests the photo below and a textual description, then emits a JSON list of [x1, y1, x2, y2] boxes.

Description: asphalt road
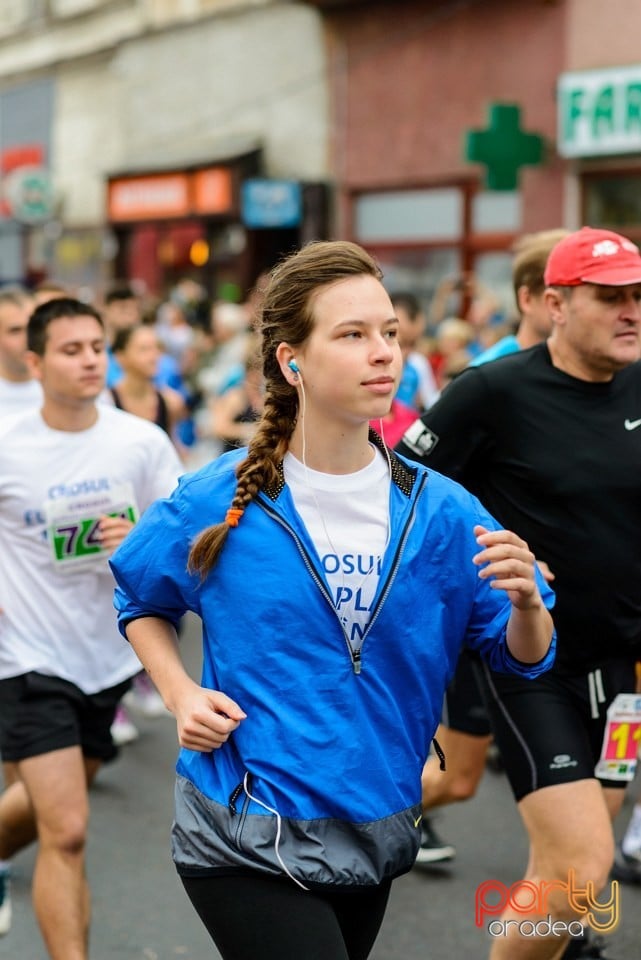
[[3, 616, 640, 959]]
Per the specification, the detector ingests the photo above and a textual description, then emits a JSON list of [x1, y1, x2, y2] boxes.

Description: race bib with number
[[45, 481, 139, 572], [594, 692, 641, 782]]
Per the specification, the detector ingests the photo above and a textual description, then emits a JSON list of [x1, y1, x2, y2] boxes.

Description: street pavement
[[3, 616, 640, 959]]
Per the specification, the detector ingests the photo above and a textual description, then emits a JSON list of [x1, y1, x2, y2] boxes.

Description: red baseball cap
[[544, 227, 641, 287]]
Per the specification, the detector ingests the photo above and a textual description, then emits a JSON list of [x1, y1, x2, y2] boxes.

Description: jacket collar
[[263, 427, 418, 502]]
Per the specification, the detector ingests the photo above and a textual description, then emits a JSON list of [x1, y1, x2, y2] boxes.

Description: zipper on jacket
[[352, 648, 362, 675], [228, 781, 244, 816], [257, 472, 427, 675], [361, 472, 428, 645], [229, 775, 252, 847], [257, 500, 359, 670]]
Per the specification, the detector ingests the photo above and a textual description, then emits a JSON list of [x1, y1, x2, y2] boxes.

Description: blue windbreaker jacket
[[110, 442, 555, 888]]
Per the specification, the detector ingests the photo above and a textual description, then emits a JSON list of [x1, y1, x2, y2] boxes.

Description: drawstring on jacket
[[432, 737, 446, 771]]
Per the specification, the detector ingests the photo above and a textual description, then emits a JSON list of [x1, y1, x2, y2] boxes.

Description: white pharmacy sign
[[558, 64, 641, 158]]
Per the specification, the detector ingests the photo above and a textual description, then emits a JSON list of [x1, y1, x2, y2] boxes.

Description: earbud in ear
[[288, 359, 299, 374]]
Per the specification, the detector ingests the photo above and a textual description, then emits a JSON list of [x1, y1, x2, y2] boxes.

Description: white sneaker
[[621, 805, 641, 860], [110, 704, 139, 746], [124, 673, 168, 718], [0, 867, 11, 935]]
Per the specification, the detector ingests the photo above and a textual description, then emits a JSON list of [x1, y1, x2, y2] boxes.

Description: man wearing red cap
[[397, 226, 641, 960]]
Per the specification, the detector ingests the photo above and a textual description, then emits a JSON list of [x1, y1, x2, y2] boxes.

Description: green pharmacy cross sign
[[465, 103, 544, 191]]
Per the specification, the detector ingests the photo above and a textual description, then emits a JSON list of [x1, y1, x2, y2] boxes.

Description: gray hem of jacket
[[172, 776, 421, 887]]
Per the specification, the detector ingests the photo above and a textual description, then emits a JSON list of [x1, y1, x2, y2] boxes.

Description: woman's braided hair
[[187, 240, 383, 578]]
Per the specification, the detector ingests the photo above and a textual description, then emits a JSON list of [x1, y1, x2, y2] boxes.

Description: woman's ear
[[275, 342, 299, 386]]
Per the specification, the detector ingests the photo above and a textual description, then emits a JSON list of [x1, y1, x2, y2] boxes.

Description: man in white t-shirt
[[0, 288, 42, 416], [0, 297, 182, 957]]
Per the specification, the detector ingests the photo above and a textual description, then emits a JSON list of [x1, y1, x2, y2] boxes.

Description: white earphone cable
[[242, 772, 309, 891]]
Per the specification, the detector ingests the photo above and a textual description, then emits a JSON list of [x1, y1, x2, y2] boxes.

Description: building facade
[[4, 0, 641, 307], [0, 0, 330, 298], [303, 0, 641, 316]]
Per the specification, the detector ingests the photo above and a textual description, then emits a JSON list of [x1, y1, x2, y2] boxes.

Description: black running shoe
[[561, 929, 620, 959], [610, 844, 641, 885], [413, 817, 456, 866]]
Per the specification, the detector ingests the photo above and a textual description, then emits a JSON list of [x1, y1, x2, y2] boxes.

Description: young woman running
[[110, 240, 555, 960]]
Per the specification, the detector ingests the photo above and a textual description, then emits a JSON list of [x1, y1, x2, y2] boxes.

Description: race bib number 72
[[45, 482, 139, 571]]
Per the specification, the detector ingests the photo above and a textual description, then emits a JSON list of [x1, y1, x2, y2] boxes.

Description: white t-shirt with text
[[0, 405, 183, 693], [284, 447, 391, 650]]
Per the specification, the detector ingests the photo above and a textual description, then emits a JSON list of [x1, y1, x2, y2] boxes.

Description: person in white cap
[[396, 226, 641, 960]]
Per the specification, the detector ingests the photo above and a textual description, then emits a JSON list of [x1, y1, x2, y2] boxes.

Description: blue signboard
[[241, 179, 302, 228]]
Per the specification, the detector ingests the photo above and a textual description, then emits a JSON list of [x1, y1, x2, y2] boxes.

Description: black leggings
[[182, 873, 392, 960]]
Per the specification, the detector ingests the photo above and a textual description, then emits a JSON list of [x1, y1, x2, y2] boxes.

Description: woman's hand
[[173, 680, 247, 752], [472, 525, 541, 610], [124, 618, 247, 752], [473, 525, 554, 665]]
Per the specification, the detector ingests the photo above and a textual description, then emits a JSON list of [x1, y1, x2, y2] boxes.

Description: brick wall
[[325, 0, 567, 231]]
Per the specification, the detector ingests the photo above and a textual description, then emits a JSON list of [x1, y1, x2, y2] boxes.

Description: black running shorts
[[479, 657, 637, 801], [0, 671, 131, 763], [442, 648, 492, 737]]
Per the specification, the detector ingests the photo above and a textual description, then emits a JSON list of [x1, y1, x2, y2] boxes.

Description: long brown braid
[[187, 240, 383, 578]]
